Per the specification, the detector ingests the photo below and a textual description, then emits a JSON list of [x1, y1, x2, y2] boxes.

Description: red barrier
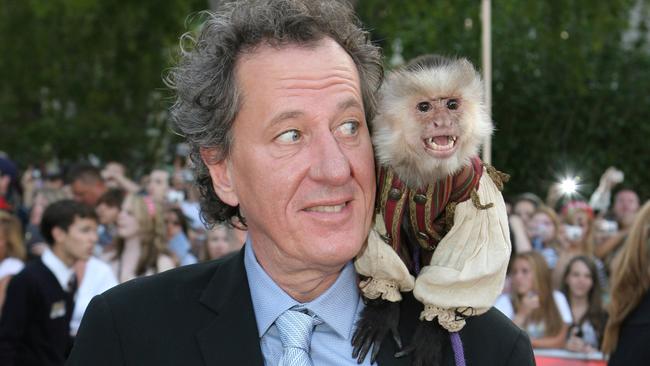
[[534, 349, 606, 366]]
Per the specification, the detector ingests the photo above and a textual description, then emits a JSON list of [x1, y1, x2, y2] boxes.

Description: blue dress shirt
[[244, 239, 373, 366]]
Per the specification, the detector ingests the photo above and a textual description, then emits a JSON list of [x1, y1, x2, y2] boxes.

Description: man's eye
[[337, 121, 359, 136], [276, 129, 301, 143]]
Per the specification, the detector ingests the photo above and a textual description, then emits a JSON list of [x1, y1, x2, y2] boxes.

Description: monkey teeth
[[424, 136, 458, 151]]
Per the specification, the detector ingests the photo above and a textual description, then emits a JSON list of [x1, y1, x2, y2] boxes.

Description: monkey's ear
[[200, 147, 239, 207]]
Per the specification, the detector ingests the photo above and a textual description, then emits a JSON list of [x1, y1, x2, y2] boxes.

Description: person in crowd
[[67, 1, 534, 365], [0, 200, 97, 365], [103, 193, 175, 283], [513, 193, 543, 225], [0, 157, 20, 214], [595, 188, 641, 272], [24, 187, 70, 258], [146, 169, 170, 203], [202, 223, 242, 261], [164, 206, 198, 266], [69, 255, 118, 337], [509, 193, 544, 255], [527, 205, 563, 269], [552, 201, 607, 289], [495, 251, 572, 349], [67, 163, 108, 207], [560, 256, 607, 353], [95, 188, 125, 251], [0, 212, 26, 313], [100, 161, 140, 193], [602, 200, 650, 365]]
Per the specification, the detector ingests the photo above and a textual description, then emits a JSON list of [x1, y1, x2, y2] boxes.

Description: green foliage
[[0, 0, 206, 174], [357, 0, 650, 202]]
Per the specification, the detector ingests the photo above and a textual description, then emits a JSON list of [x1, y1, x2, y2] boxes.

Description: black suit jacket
[[0, 259, 75, 366], [67, 248, 534, 365]]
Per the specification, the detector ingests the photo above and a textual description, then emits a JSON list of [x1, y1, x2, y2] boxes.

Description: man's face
[[206, 38, 375, 273], [56, 217, 98, 264], [71, 180, 103, 206], [613, 190, 639, 226]]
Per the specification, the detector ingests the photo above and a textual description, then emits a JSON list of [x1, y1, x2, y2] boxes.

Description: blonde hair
[[511, 251, 563, 336], [0, 211, 26, 260], [113, 194, 171, 276], [602, 200, 650, 354]]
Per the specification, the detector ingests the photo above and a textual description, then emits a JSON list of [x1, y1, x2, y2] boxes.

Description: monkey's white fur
[[371, 58, 493, 188]]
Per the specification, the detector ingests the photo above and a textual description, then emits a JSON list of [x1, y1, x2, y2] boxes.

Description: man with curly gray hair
[[68, 0, 385, 365], [67, 1, 533, 366]]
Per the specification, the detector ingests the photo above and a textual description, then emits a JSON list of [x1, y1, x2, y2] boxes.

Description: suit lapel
[[196, 249, 264, 366]]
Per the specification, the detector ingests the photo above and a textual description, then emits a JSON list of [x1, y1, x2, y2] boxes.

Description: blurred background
[[1, 0, 648, 201]]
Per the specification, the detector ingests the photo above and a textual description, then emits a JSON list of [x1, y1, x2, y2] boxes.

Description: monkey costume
[[353, 55, 512, 366]]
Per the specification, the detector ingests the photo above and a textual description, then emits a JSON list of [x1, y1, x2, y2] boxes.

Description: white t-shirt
[[70, 257, 118, 335], [0, 257, 24, 278], [495, 290, 572, 338]]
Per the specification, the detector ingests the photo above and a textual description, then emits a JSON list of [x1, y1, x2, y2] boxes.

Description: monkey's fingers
[[370, 335, 383, 364], [355, 329, 375, 364], [390, 322, 403, 350], [394, 343, 414, 358], [352, 321, 372, 362]]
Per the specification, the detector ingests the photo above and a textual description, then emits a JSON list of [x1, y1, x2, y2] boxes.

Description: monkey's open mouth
[[423, 135, 458, 151]]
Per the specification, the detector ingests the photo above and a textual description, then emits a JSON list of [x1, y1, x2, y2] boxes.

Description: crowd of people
[[497, 166, 648, 362], [0, 153, 246, 363], [1, 151, 647, 364]]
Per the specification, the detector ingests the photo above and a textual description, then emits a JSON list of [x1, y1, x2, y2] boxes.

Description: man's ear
[[51, 226, 67, 245], [200, 147, 239, 207]]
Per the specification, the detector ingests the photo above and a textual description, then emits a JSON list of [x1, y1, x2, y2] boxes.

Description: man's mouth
[[424, 135, 458, 151], [304, 202, 347, 213]]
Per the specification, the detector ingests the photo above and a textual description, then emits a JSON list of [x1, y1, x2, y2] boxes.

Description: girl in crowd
[[552, 201, 607, 289], [527, 205, 563, 269], [202, 223, 242, 261], [104, 193, 175, 283], [561, 256, 607, 353], [0, 212, 26, 313], [495, 251, 572, 348], [602, 200, 650, 365]]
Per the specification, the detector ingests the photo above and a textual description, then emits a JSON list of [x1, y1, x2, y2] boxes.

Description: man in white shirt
[[0, 199, 98, 366]]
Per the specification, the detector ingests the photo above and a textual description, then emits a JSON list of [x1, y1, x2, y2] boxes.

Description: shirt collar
[[244, 238, 360, 340], [41, 248, 75, 291]]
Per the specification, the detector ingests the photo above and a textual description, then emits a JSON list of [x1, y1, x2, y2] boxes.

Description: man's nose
[[308, 132, 351, 185]]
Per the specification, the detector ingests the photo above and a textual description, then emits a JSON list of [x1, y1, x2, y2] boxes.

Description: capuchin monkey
[[352, 55, 510, 366]]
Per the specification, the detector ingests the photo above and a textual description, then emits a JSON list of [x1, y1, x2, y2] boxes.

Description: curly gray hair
[[168, 0, 383, 228]]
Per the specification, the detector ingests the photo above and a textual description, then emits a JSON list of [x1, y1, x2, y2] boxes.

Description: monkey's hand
[[395, 319, 447, 366], [352, 298, 402, 364]]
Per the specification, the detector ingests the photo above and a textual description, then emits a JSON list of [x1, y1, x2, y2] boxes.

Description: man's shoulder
[[461, 307, 534, 365], [11, 259, 49, 284], [100, 251, 240, 307]]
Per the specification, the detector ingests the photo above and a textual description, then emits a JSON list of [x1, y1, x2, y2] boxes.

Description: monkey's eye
[[446, 99, 459, 110], [416, 102, 432, 112]]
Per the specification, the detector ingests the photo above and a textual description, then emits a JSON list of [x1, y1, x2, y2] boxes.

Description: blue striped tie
[[275, 308, 322, 366]]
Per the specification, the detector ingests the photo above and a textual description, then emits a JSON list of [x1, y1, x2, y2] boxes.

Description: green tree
[[357, 0, 650, 202], [0, 0, 205, 174]]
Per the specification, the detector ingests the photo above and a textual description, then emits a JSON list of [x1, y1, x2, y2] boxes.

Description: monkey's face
[[413, 96, 463, 160], [372, 58, 493, 188]]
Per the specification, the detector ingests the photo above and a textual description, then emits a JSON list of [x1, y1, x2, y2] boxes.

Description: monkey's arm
[[412, 170, 511, 331], [352, 214, 415, 363], [354, 213, 415, 301]]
